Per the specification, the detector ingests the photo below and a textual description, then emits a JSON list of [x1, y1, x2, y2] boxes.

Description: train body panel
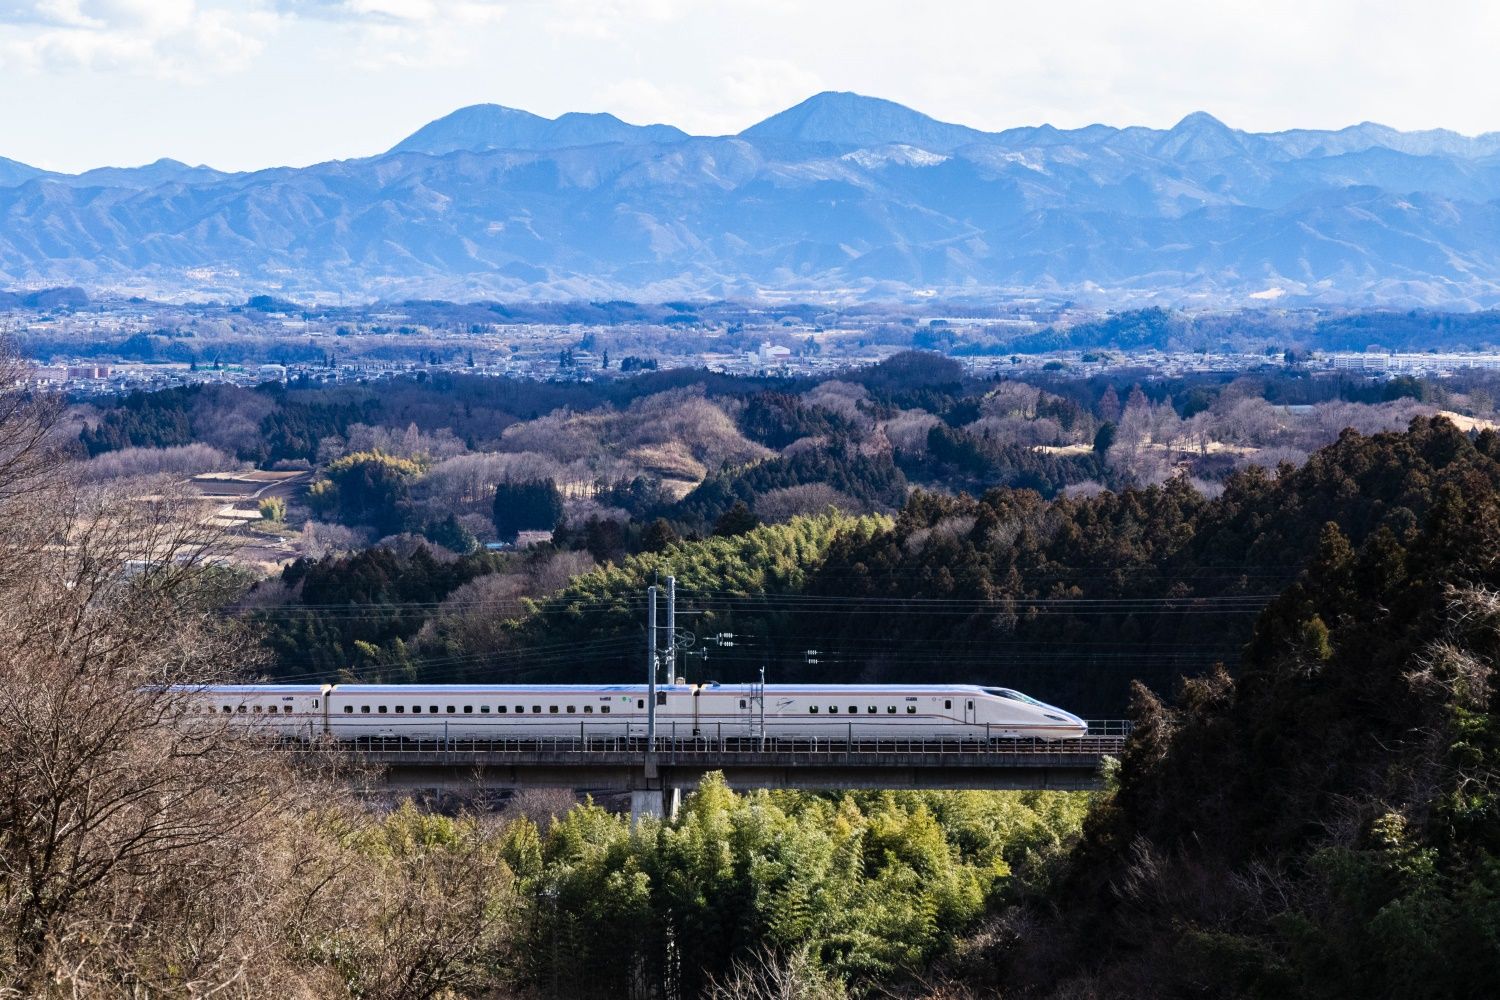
[[176, 682, 1087, 741]]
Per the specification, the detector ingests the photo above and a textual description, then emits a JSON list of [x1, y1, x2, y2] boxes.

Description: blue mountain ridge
[[3, 92, 1500, 306]]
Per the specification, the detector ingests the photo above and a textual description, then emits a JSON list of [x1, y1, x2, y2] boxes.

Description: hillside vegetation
[[958, 417, 1500, 999], [0, 347, 1099, 999], [251, 413, 1494, 720], [7, 340, 1500, 996], [74, 351, 1489, 697], [245, 417, 1500, 998]]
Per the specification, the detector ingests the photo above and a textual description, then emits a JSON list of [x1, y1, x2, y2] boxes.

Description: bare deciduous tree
[[0, 356, 526, 998], [78, 443, 243, 483], [703, 947, 844, 1000], [0, 478, 291, 992], [754, 484, 861, 522]]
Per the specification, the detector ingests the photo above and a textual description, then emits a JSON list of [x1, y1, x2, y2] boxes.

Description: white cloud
[[3, 0, 1500, 171], [276, 0, 506, 25], [542, 0, 687, 38], [721, 57, 824, 118], [271, 0, 507, 67], [0, 0, 274, 78]]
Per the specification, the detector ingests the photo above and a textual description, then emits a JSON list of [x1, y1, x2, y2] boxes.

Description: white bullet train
[[178, 682, 1088, 741]]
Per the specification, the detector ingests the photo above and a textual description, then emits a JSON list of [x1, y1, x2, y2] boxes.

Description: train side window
[[343, 706, 353, 714], [583, 706, 593, 714], [252, 706, 262, 713], [809, 706, 819, 714], [412, 705, 422, 714], [849, 706, 857, 715], [549, 706, 559, 714], [656, 692, 667, 706], [378, 706, 388, 714], [480, 706, 491, 714], [829, 706, 838, 714], [531, 706, 540, 714], [637, 699, 645, 709], [446, 706, 456, 714], [944, 700, 952, 710], [739, 699, 747, 709], [867, 706, 877, 714], [887, 706, 896, 714], [516, 706, 524, 714], [566, 706, 575, 714], [966, 700, 974, 710], [361, 706, 371, 714], [497, 706, 507, 714], [394, 706, 404, 714], [429, 706, 438, 714], [238, 706, 247, 714], [222, 706, 231, 713], [906, 706, 916, 714], [463, 706, 473, 714], [601, 706, 611, 714]]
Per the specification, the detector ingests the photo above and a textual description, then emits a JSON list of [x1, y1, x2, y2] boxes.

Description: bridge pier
[[629, 785, 681, 826]]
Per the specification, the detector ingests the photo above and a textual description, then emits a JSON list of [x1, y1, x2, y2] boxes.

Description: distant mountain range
[[4, 92, 1500, 306]]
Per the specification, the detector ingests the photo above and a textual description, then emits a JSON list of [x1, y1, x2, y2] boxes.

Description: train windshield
[[984, 687, 1043, 706]]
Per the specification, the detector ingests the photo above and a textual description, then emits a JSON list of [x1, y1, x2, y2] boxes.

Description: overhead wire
[[238, 561, 1283, 685]]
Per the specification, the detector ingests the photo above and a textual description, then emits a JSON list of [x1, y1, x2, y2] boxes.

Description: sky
[[1, 0, 1498, 173]]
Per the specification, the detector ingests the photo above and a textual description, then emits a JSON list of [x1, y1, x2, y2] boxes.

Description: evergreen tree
[[712, 501, 760, 537], [493, 479, 564, 542], [307, 450, 422, 536], [641, 518, 678, 552], [1093, 420, 1117, 455], [423, 513, 479, 554]]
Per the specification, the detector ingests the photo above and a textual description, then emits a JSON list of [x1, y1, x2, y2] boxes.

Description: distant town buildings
[[16, 292, 1500, 395], [1324, 352, 1500, 375], [747, 342, 793, 366]]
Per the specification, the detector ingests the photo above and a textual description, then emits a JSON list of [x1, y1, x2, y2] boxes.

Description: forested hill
[[254, 416, 1499, 719], [964, 422, 1500, 999]]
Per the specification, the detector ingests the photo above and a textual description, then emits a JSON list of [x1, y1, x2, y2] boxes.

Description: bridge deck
[[291, 733, 1127, 793]]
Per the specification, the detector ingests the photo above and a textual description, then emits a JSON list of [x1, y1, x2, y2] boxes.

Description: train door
[[629, 690, 670, 738], [628, 693, 648, 737], [963, 696, 976, 727]]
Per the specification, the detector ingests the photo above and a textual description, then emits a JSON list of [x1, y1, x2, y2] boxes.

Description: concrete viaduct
[[320, 730, 1129, 821]]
